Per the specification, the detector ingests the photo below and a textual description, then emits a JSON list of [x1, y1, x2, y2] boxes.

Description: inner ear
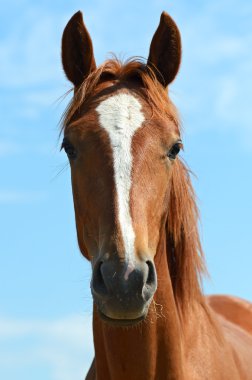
[[62, 11, 96, 87], [147, 12, 182, 87]]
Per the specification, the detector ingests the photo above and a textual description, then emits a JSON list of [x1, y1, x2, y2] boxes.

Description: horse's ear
[[147, 12, 181, 87], [62, 11, 96, 87]]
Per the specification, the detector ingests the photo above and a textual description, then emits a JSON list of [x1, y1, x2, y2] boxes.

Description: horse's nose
[[91, 258, 157, 321]]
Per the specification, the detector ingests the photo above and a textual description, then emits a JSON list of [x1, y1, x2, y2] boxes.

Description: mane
[[167, 159, 207, 314], [61, 57, 206, 312]]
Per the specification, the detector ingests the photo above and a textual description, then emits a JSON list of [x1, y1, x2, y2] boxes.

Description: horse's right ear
[[62, 11, 96, 87]]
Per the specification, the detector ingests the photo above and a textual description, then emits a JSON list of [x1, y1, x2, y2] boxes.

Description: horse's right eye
[[61, 138, 77, 160], [167, 140, 183, 160]]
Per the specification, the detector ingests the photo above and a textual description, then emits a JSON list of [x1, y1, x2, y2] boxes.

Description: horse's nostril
[[146, 260, 156, 286], [92, 261, 108, 297], [96, 260, 104, 282], [142, 260, 157, 303]]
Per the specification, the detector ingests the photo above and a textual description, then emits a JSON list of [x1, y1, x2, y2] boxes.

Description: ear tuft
[[62, 11, 96, 87], [147, 12, 182, 87]]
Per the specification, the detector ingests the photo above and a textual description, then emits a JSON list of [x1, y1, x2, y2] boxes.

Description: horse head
[[61, 11, 200, 326]]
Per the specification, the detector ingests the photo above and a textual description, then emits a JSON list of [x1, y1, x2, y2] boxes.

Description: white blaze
[[96, 93, 144, 265]]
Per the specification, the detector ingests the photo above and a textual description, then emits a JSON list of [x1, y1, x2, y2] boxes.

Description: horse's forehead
[[95, 92, 145, 138]]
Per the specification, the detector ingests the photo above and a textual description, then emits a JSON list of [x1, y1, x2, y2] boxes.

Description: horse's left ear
[[147, 12, 181, 87], [62, 11, 96, 87]]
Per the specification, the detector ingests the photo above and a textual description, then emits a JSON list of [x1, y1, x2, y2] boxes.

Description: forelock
[[61, 57, 180, 133]]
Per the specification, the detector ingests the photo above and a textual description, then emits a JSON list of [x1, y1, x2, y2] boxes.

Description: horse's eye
[[167, 140, 182, 160], [61, 138, 77, 160]]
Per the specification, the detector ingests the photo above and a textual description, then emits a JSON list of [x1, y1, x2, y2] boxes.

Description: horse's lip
[[98, 310, 146, 326]]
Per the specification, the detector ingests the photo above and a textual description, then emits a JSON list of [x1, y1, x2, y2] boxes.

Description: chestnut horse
[[60, 11, 252, 380]]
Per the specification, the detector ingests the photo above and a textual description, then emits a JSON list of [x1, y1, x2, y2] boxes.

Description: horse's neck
[[92, 233, 185, 380]]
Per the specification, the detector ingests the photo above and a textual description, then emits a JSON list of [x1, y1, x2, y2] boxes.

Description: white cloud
[[0, 190, 47, 203], [0, 4, 107, 89], [172, 1, 252, 150], [0, 5, 73, 121], [0, 7, 65, 88], [0, 314, 94, 380], [0, 141, 21, 156], [0, 139, 57, 157]]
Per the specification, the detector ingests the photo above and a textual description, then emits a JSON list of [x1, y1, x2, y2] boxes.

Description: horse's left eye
[[61, 138, 77, 160], [167, 141, 182, 160]]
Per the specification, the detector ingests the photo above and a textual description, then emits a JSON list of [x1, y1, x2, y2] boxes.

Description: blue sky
[[1, 0, 252, 379]]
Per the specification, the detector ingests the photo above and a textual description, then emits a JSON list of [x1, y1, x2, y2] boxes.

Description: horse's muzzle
[[91, 257, 157, 324]]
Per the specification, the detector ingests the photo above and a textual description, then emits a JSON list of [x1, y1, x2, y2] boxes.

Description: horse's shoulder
[[206, 294, 252, 336]]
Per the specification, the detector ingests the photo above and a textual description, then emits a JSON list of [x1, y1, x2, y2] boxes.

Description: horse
[[60, 11, 252, 380]]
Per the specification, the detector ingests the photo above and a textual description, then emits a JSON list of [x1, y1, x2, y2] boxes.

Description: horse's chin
[[98, 309, 148, 327]]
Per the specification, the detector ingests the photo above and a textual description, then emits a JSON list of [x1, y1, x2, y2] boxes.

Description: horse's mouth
[[98, 310, 146, 327]]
